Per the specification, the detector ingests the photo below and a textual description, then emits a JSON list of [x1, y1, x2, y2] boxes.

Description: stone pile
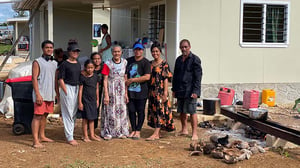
[[189, 135, 266, 164]]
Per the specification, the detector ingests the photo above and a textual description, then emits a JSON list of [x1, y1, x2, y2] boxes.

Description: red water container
[[217, 87, 235, 106], [243, 90, 259, 109]]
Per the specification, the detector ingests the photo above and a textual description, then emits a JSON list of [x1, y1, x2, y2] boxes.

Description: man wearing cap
[[58, 43, 81, 145], [125, 43, 151, 140], [31, 40, 57, 148], [172, 39, 202, 141]]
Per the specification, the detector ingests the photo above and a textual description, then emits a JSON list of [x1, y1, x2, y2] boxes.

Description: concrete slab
[[265, 134, 299, 149]]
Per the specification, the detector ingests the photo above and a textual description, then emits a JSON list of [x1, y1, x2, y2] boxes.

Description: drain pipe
[[0, 0, 45, 72]]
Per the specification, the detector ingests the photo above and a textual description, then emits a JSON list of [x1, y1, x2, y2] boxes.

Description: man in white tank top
[[31, 40, 57, 148]]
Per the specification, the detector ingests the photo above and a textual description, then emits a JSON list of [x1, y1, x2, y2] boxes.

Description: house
[[13, 0, 300, 103], [7, 17, 30, 55]]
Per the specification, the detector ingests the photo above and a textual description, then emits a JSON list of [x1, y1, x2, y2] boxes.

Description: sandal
[[103, 135, 112, 141], [132, 135, 140, 140]]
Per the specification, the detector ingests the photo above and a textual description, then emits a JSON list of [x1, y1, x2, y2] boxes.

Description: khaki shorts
[[177, 98, 197, 114], [34, 101, 54, 115]]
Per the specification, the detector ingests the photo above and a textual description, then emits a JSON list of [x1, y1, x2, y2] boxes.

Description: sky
[[0, 3, 15, 23]]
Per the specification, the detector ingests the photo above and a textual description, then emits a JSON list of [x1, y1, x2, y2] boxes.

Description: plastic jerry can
[[262, 89, 276, 107], [243, 90, 259, 109], [217, 87, 235, 106]]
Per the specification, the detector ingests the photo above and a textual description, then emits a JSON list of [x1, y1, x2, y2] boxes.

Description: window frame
[[148, 1, 166, 43], [240, 0, 290, 48]]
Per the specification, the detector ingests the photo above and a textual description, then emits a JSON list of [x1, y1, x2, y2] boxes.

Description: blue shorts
[[177, 98, 197, 114]]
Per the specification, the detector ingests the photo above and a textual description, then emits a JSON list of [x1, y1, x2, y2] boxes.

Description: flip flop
[[132, 136, 140, 140], [178, 132, 189, 136], [104, 136, 112, 141]]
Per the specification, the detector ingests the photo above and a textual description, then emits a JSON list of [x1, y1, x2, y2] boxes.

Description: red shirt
[[101, 63, 110, 75]]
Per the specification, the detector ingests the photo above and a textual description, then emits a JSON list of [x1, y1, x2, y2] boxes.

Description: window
[[148, 3, 165, 44], [240, 0, 290, 47]]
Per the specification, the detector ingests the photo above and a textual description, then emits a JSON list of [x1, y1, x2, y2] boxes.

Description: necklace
[[152, 59, 163, 67]]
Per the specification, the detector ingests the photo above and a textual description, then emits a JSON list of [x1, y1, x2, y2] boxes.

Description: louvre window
[[241, 0, 289, 47], [149, 4, 165, 43]]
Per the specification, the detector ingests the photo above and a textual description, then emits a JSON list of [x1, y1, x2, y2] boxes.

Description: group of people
[[31, 36, 202, 148]]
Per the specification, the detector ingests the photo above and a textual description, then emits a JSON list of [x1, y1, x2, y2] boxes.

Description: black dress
[[79, 73, 99, 120], [94, 64, 104, 128]]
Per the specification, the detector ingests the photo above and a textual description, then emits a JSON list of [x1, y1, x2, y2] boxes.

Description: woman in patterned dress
[[146, 42, 175, 141], [101, 45, 129, 140]]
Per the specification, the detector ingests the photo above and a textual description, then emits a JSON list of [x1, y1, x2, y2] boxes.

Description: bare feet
[[68, 140, 79, 146], [132, 132, 140, 140], [40, 137, 54, 142], [145, 135, 160, 141], [91, 136, 101, 141], [128, 131, 136, 138], [191, 135, 199, 141], [94, 135, 101, 139], [32, 143, 44, 148], [177, 131, 188, 136], [118, 135, 127, 139], [82, 138, 91, 142]]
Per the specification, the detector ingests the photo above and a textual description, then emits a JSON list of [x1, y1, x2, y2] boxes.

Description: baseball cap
[[133, 43, 144, 50], [68, 44, 81, 52]]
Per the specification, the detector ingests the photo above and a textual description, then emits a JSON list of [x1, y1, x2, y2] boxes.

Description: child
[[78, 59, 101, 142], [58, 43, 81, 145]]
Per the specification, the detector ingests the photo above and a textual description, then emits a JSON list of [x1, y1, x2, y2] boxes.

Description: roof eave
[[13, 0, 39, 10]]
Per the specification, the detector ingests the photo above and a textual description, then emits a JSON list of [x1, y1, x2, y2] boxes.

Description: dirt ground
[[0, 104, 300, 168]]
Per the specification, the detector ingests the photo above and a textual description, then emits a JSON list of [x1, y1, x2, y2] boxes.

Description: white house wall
[[179, 0, 300, 85], [110, 8, 131, 46], [165, 0, 177, 72], [53, 4, 92, 57]]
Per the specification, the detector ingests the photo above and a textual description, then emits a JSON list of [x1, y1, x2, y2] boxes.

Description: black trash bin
[[6, 76, 33, 135]]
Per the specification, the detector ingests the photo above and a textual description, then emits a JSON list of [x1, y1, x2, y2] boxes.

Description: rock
[[158, 146, 165, 149], [241, 149, 252, 159], [210, 135, 218, 144], [218, 135, 229, 146], [223, 154, 238, 164], [190, 141, 203, 152], [248, 141, 257, 147], [211, 150, 224, 159], [190, 151, 202, 156], [237, 152, 247, 161], [238, 141, 249, 149], [227, 140, 241, 148], [203, 143, 216, 154], [256, 145, 266, 153], [250, 146, 259, 154]]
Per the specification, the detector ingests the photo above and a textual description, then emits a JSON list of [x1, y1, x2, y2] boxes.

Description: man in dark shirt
[[172, 39, 202, 141]]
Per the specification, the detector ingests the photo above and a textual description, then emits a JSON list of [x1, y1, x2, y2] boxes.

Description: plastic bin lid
[[5, 75, 32, 83]]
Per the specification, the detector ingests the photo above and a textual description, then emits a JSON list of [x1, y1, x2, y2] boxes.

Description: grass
[[0, 44, 12, 55]]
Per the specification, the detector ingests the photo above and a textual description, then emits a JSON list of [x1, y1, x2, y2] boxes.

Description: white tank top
[[32, 56, 57, 102]]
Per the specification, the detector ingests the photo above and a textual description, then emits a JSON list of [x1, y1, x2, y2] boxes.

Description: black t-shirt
[[126, 56, 151, 99], [58, 61, 81, 86], [79, 73, 99, 102]]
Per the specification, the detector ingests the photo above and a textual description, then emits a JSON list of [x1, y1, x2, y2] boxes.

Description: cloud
[[0, 3, 14, 22]]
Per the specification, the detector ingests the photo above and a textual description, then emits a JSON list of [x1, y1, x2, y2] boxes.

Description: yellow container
[[262, 89, 276, 107]]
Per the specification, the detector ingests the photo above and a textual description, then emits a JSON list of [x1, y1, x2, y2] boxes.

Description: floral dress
[[101, 58, 129, 137], [147, 60, 175, 132]]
